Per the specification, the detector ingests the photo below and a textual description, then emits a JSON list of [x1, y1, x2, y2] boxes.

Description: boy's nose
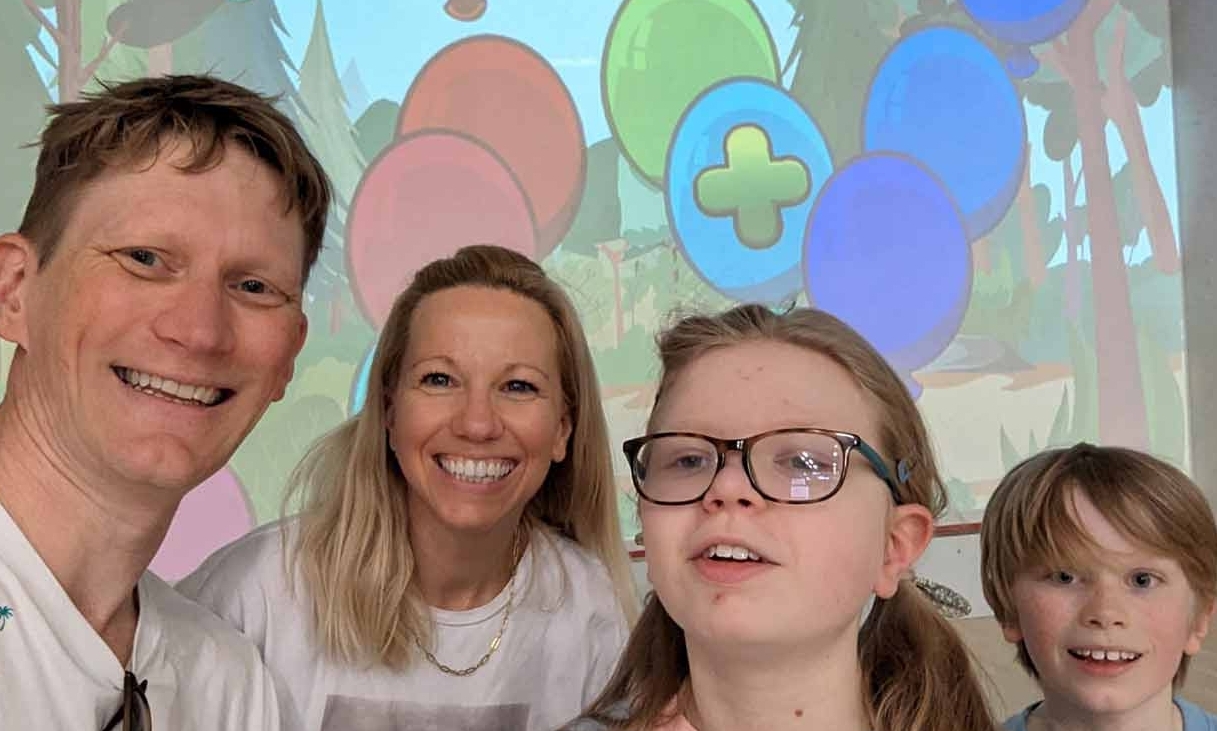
[[1081, 585, 1128, 629]]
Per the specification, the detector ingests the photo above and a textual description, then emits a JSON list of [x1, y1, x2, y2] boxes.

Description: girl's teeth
[[705, 544, 763, 561]]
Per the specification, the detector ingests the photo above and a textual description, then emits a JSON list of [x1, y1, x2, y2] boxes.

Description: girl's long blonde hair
[[288, 245, 637, 668], [581, 303, 994, 731]]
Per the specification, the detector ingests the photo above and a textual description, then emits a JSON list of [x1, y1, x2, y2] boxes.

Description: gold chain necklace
[[416, 528, 525, 677]]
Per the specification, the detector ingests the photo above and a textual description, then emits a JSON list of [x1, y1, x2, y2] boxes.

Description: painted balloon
[[667, 79, 832, 302], [399, 36, 582, 255], [803, 153, 971, 390], [346, 131, 537, 327], [150, 467, 253, 581], [863, 26, 1026, 241], [959, 0, 1088, 46], [602, 0, 779, 185]]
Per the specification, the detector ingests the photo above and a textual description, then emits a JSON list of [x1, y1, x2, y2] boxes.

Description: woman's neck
[[407, 508, 527, 611], [1029, 688, 1182, 731], [681, 630, 871, 731]]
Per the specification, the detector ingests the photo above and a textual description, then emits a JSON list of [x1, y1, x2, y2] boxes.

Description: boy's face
[[1001, 490, 1215, 719]]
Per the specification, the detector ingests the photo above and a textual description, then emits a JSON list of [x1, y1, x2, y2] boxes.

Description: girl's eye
[[1048, 570, 1076, 585], [1130, 572, 1158, 589], [420, 372, 451, 388]]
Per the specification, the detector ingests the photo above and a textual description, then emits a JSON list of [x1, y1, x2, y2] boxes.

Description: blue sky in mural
[[275, 0, 800, 145]]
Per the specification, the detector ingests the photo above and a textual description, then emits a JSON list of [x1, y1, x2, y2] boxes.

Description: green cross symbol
[[694, 124, 811, 250]]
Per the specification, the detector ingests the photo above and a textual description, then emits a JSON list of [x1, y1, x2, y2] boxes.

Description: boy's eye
[[1130, 572, 1159, 589]]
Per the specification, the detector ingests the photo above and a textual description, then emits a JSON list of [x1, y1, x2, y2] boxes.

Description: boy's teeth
[[1071, 648, 1140, 662], [704, 544, 763, 561]]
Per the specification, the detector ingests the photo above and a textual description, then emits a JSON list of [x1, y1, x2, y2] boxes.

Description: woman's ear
[[873, 502, 934, 599]]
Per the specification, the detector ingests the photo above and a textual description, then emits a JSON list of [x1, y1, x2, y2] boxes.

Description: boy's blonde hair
[[980, 443, 1217, 686]]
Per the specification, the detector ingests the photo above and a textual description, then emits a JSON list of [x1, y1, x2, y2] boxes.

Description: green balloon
[[602, 0, 779, 185]]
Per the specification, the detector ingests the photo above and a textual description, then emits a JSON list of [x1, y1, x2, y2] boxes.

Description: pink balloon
[[150, 466, 254, 582], [346, 130, 538, 326]]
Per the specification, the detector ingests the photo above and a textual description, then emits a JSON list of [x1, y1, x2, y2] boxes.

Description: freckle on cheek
[[794, 709, 804, 718], [713, 593, 724, 605]]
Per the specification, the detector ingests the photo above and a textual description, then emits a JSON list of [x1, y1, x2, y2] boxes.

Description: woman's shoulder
[[528, 528, 626, 618], [175, 518, 296, 601]]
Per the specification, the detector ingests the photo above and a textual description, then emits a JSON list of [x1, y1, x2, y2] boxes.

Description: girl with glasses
[[565, 304, 995, 731]]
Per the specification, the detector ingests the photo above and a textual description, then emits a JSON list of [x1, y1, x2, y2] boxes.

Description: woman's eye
[[504, 379, 538, 394], [420, 372, 451, 388]]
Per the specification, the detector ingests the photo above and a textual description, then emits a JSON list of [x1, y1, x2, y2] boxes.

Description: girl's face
[[640, 340, 932, 655]]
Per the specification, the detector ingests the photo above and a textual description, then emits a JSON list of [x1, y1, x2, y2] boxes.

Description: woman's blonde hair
[[980, 443, 1217, 687], [581, 303, 993, 731], [288, 244, 637, 667]]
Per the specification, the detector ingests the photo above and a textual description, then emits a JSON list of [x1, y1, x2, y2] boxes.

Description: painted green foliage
[[0, 4, 49, 232]]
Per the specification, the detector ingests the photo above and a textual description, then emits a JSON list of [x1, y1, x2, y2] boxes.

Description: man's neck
[[1029, 688, 1182, 731], [682, 629, 871, 731], [0, 404, 173, 666]]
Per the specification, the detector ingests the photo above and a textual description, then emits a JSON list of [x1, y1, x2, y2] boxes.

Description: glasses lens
[[749, 431, 844, 502], [633, 435, 718, 503]]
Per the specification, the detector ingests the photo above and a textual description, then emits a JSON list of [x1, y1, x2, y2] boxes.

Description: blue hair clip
[[896, 459, 912, 485]]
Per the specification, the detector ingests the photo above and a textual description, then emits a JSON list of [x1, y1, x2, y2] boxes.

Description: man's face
[[0, 141, 308, 496]]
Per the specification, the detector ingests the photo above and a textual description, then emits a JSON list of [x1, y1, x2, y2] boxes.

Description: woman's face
[[387, 285, 571, 538], [640, 340, 931, 654]]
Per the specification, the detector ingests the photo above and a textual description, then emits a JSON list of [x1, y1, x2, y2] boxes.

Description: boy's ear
[[1184, 596, 1216, 656], [873, 502, 934, 599], [0, 233, 35, 349], [1000, 620, 1025, 645]]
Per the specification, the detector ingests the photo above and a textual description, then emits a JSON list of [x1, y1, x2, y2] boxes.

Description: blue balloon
[[803, 153, 971, 385], [348, 344, 376, 415], [667, 78, 833, 302], [960, 0, 1088, 46], [863, 26, 1026, 241]]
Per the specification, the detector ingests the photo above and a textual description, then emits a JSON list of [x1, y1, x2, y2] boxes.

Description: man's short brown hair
[[18, 74, 331, 283], [980, 443, 1217, 687]]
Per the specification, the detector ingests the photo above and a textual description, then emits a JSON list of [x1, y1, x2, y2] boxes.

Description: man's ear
[[0, 234, 36, 349], [873, 502, 934, 599]]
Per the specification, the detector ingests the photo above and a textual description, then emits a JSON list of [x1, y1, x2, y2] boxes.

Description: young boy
[[980, 443, 1217, 731]]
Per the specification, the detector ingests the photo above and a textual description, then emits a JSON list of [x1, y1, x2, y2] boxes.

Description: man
[[0, 75, 331, 729]]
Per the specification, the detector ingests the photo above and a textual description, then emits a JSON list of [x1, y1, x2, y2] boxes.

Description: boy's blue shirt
[[1003, 698, 1217, 730]]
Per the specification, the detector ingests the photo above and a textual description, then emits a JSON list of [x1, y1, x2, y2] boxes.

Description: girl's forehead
[[655, 342, 879, 438]]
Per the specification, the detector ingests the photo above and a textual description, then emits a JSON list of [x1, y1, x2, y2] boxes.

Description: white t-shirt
[[0, 503, 280, 729], [178, 519, 630, 731]]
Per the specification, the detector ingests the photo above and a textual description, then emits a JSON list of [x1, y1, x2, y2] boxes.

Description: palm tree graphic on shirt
[[0, 605, 12, 631]]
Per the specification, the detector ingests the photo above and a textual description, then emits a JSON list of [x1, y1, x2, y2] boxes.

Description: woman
[[566, 304, 994, 731], [180, 245, 638, 730]]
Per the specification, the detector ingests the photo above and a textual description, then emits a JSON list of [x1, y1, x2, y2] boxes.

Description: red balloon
[[150, 466, 253, 582], [399, 35, 585, 256], [346, 131, 537, 326]]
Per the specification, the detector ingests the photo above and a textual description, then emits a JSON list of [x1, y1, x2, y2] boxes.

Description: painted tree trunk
[[1063, 154, 1083, 322], [1017, 144, 1046, 288], [1069, 30, 1149, 448]]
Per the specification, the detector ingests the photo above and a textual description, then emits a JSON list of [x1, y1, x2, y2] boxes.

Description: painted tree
[[353, 100, 400, 164], [82, 0, 146, 88], [1101, 0, 1177, 273], [1041, 0, 1148, 448], [173, 0, 305, 123], [23, 0, 125, 102], [298, 0, 365, 204], [107, 0, 225, 76], [0, 2, 51, 231], [786, 0, 892, 163]]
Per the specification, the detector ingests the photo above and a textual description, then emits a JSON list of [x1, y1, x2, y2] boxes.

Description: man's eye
[[126, 249, 159, 267], [239, 280, 266, 294]]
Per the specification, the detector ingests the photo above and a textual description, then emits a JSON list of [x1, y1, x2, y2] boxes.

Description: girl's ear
[[873, 503, 934, 599]]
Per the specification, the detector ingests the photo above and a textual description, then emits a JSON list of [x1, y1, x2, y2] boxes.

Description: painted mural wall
[[0, 0, 1184, 581]]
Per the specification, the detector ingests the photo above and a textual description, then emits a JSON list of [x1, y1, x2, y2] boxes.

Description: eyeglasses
[[100, 671, 151, 731], [622, 428, 907, 506]]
